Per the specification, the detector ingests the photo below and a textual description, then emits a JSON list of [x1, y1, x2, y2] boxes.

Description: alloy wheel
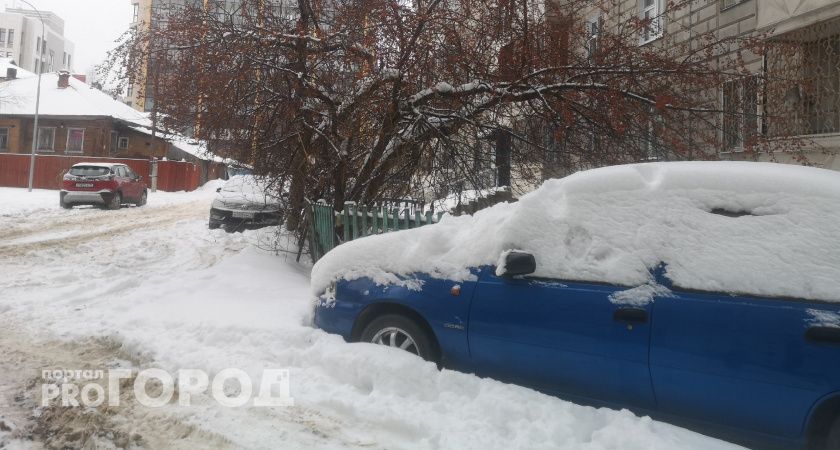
[[370, 327, 420, 355]]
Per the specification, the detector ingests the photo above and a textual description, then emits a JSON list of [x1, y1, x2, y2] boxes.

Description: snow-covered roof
[[0, 70, 152, 127], [0, 69, 232, 165], [0, 58, 36, 79], [312, 161, 840, 303]]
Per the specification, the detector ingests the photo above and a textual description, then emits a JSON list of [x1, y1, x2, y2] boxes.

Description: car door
[[650, 291, 840, 441], [467, 267, 657, 410], [113, 166, 128, 198], [123, 166, 140, 200]]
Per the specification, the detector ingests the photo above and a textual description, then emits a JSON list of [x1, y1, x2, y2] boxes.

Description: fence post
[[361, 205, 368, 237], [352, 203, 360, 240], [382, 205, 388, 233], [343, 203, 352, 243]]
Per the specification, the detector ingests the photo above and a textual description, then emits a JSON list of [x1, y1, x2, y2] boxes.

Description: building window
[[133, 3, 140, 23], [35, 36, 40, 53], [721, 0, 747, 10], [766, 20, 840, 137], [722, 76, 759, 151], [33, 58, 38, 73], [118, 137, 129, 149], [36, 127, 55, 151], [0, 29, 6, 46], [8, 29, 14, 46], [639, 0, 664, 44], [0, 127, 8, 151], [66, 128, 85, 153], [586, 15, 601, 62], [67, 54, 71, 69]]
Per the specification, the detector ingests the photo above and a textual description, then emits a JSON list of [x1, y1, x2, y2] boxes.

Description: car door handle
[[805, 326, 840, 345], [613, 307, 648, 324]]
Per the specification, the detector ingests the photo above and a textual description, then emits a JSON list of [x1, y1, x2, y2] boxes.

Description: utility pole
[[21, 0, 44, 192]]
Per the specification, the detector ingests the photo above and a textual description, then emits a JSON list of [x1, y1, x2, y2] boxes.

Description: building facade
[[0, 7, 74, 74], [125, 0, 290, 112], [587, 0, 840, 170]]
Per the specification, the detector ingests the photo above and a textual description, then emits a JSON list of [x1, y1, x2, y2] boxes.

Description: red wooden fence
[[0, 154, 203, 192]]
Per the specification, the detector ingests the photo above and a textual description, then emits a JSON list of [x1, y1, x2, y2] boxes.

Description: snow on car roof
[[312, 161, 840, 302], [72, 162, 123, 168]]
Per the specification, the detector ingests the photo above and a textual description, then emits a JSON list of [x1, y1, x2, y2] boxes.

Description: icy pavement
[[0, 185, 742, 449]]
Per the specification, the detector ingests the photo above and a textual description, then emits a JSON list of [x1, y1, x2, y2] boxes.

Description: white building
[[0, 7, 74, 74]]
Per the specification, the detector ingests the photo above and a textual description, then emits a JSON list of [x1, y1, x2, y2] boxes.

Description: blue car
[[312, 162, 840, 450]]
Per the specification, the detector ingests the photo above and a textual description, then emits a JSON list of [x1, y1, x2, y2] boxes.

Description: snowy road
[[0, 186, 742, 449]]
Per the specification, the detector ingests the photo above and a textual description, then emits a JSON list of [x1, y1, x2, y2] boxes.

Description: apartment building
[[0, 7, 74, 74], [125, 0, 291, 112], [586, 0, 840, 170]]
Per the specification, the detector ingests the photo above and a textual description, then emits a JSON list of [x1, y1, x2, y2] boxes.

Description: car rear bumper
[[61, 190, 115, 205], [209, 207, 282, 228]]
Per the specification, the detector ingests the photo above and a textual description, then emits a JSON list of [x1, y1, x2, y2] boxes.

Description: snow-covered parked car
[[312, 161, 840, 450], [60, 162, 148, 210], [209, 175, 284, 231]]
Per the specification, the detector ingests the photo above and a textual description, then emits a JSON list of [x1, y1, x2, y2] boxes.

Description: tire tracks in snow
[[0, 201, 209, 258], [0, 321, 235, 449]]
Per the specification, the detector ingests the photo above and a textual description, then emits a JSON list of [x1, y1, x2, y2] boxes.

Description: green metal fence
[[307, 200, 444, 262]]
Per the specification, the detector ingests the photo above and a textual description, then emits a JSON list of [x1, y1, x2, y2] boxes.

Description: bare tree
[[104, 0, 805, 231]]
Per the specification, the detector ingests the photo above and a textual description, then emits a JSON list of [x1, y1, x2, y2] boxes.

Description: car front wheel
[[136, 190, 147, 207], [360, 314, 437, 362]]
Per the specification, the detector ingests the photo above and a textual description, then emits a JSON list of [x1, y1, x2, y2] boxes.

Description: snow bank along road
[[0, 186, 741, 449]]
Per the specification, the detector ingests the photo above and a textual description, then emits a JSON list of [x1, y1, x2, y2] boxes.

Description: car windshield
[[69, 166, 111, 177], [221, 175, 273, 194]]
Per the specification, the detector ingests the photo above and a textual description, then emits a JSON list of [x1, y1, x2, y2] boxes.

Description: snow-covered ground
[[0, 185, 741, 449]]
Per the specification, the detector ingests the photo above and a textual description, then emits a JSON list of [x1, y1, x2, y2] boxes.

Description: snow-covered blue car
[[312, 162, 840, 450]]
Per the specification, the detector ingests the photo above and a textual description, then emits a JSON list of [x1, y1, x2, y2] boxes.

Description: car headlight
[[322, 281, 337, 303]]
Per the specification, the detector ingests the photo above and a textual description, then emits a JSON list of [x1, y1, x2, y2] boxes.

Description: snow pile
[[0, 188, 741, 449], [313, 162, 840, 302]]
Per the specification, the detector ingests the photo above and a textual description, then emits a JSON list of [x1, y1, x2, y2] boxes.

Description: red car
[[60, 163, 148, 210]]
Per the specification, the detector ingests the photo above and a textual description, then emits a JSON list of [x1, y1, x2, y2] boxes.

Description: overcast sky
[[4, 0, 132, 74]]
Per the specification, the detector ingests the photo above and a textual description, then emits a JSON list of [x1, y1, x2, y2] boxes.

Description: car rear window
[[70, 166, 111, 177]]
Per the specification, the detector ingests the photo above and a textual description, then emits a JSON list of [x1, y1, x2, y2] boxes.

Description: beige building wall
[[126, 0, 154, 111], [590, 0, 840, 170]]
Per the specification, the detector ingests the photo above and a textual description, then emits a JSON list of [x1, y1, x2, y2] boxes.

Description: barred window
[[766, 19, 840, 137], [722, 76, 759, 151]]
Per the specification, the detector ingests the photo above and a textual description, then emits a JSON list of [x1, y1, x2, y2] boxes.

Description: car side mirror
[[497, 251, 536, 277]]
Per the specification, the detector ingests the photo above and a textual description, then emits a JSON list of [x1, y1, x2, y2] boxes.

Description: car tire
[[108, 193, 122, 210], [360, 314, 437, 362], [136, 190, 147, 207], [826, 416, 840, 450]]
